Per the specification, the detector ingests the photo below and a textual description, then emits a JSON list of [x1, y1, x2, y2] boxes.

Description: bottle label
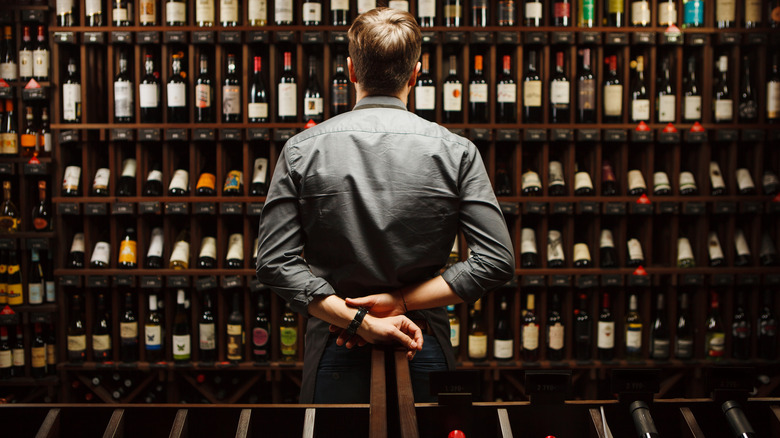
[[521, 228, 537, 254], [736, 168, 755, 191], [169, 169, 189, 191], [196, 0, 215, 23], [579, 79, 595, 111], [684, 0, 703, 25], [493, 339, 513, 359], [469, 83, 488, 103], [170, 241, 190, 265], [12, 347, 24, 366], [139, 83, 159, 108], [148, 229, 164, 257], [626, 324, 642, 349], [388, 0, 409, 12], [631, 99, 650, 121], [57, 0, 75, 15], [521, 171, 541, 190], [449, 323, 459, 347], [42, 132, 52, 153], [21, 133, 37, 149], [145, 326, 162, 349], [45, 281, 55, 302], [278, 83, 297, 117], [302, 2, 322, 22], [140, 0, 156, 23], [445, 4, 462, 18], [554, 2, 571, 18], [46, 343, 56, 364], [573, 243, 591, 263], [679, 172, 697, 191], [768, 83, 780, 118], [652, 339, 669, 358], [549, 161, 564, 187], [332, 84, 349, 106], [120, 322, 138, 343], [603, 85, 623, 116], [677, 238, 694, 261], [608, 0, 624, 13], [627, 238, 644, 261], [29, 283, 43, 304], [113, 7, 129, 22], [197, 322, 216, 351], [707, 333, 725, 356], [167, 82, 187, 107], [249, 0, 268, 21], [303, 97, 324, 117], [226, 234, 244, 261], [658, 95, 676, 122], [467, 334, 487, 359], [628, 170, 647, 191], [714, 99, 733, 122], [0, 350, 12, 368], [600, 230, 615, 249], [523, 324, 539, 350], [63, 83, 82, 121], [224, 170, 243, 191], [199, 237, 217, 259], [275, 0, 293, 22], [68, 334, 87, 353], [547, 230, 565, 262], [196, 172, 216, 191], [676, 338, 693, 358], [597, 321, 615, 349], [733, 321, 749, 338], [523, 80, 542, 107], [525, 2, 542, 18], [0, 133, 18, 155], [92, 334, 111, 352], [248, 102, 269, 119], [223, 85, 241, 115], [70, 233, 85, 252], [19, 51, 33, 79], [418, 0, 436, 17], [760, 320, 777, 337], [548, 323, 564, 350], [221, 0, 239, 22], [86, 0, 101, 16], [168, 2, 188, 22], [195, 83, 211, 109], [684, 95, 701, 120], [252, 158, 269, 184], [114, 82, 134, 117], [93, 168, 110, 190], [227, 325, 243, 359], [0, 62, 17, 80], [280, 327, 297, 352], [119, 240, 137, 264], [496, 83, 516, 103], [658, 1, 677, 25], [91, 242, 110, 265], [357, 0, 376, 14], [172, 334, 191, 359], [581, 0, 594, 21], [31, 346, 46, 368], [252, 327, 269, 349], [735, 231, 750, 256], [121, 159, 137, 178], [33, 48, 49, 79], [415, 86, 436, 110], [716, 0, 735, 22], [550, 81, 570, 104], [631, 2, 650, 24]]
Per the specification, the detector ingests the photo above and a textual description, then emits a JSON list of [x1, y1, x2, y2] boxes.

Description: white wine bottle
[[169, 229, 190, 269]]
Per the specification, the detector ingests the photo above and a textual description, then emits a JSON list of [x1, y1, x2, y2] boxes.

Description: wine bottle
[[18, 27, 32, 82], [447, 304, 460, 355], [168, 166, 189, 196], [68, 232, 85, 268], [145, 293, 163, 362], [20, 107, 38, 157], [330, 0, 349, 25], [468, 298, 487, 361], [57, 0, 78, 26], [222, 54, 241, 123], [650, 293, 670, 360], [496, 55, 516, 124], [252, 293, 270, 362], [120, 292, 138, 363], [490, 295, 512, 361], [549, 161, 566, 196], [760, 232, 778, 267], [573, 242, 592, 268], [522, 169, 542, 196], [117, 159, 137, 196], [682, 55, 701, 122], [0, 251, 6, 305], [709, 162, 726, 196], [220, 0, 239, 26], [195, 54, 214, 123], [0, 327, 10, 379], [550, 51, 570, 123], [140, 0, 157, 25], [597, 292, 615, 361], [547, 229, 565, 268], [302, 56, 324, 124], [93, 293, 112, 362], [416, 0, 435, 26], [226, 233, 244, 269], [525, 0, 542, 26], [630, 56, 649, 122], [682, 0, 704, 28], [716, 0, 735, 28], [577, 48, 596, 123], [89, 238, 110, 268], [522, 293, 539, 362], [627, 170, 647, 196], [411, 52, 435, 121], [145, 227, 164, 269], [0, 181, 19, 233], [167, 52, 188, 123], [195, 163, 216, 196], [280, 301, 298, 361], [625, 293, 642, 360], [91, 166, 110, 196], [227, 292, 244, 362], [547, 291, 565, 361], [732, 291, 750, 360], [249, 56, 269, 123], [677, 237, 696, 267], [551, 0, 571, 26], [520, 227, 540, 268], [736, 168, 756, 195], [303, 0, 323, 25], [167, 0, 188, 25], [139, 54, 161, 123], [626, 237, 645, 267], [195, 0, 215, 26], [0, 100, 18, 156], [278, 51, 297, 122], [494, 164, 510, 197], [605, 0, 624, 26], [601, 160, 618, 196], [223, 169, 244, 196], [197, 236, 217, 268], [603, 55, 623, 123], [676, 292, 693, 359], [764, 170, 780, 196], [275, 0, 294, 24], [758, 290, 777, 360], [713, 55, 733, 123], [7, 325, 21, 378], [169, 229, 190, 269], [33, 25, 50, 82], [31, 323, 46, 378], [734, 229, 752, 266], [768, 54, 780, 123], [739, 55, 758, 122], [658, 0, 677, 26], [705, 291, 725, 360], [114, 50, 134, 123], [44, 251, 55, 303], [331, 54, 350, 117], [63, 58, 82, 123], [199, 291, 216, 362], [469, 55, 488, 123], [27, 249, 44, 305], [5, 251, 21, 306], [599, 229, 618, 268], [111, 0, 132, 25], [444, 0, 461, 26], [172, 289, 191, 363], [0, 26, 16, 82], [471, 0, 488, 26], [630, 0, 650, 26], [657, 55, 676, 123], [574, 292, 592, 361], [679, 171, 698, 196], [250, 158, 269, 196], [67, 294, 86, 362], [118, 227, 137, 269], [522, 50, 542, 123]]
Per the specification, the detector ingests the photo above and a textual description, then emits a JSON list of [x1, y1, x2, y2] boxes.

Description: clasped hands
[[329, 291, 423, 359]]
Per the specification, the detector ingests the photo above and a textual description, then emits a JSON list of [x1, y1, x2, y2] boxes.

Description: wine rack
[[0, 0, 778, 404]]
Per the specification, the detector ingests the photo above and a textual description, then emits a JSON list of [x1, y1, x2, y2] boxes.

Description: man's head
[[347, 8, 422, 97]]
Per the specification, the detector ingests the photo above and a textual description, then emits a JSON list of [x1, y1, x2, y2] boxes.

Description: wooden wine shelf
[[58, 361, 303, 372]]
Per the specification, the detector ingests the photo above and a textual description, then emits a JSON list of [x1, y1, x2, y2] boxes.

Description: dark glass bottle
[[116, 159, 137, 196], [252, 293, 270, 363], [547, 292, 565, 361], [172, 289, 191, 363], [120, 292, 138, 363], [705, 291, 726, 360], [577, 48, 596, 123], [601, 160, 618, 196], [198, 291, 216, 363], [277, 51, 298, 123], [114, 50, 134, 123], [574, 293, 592, 361], [496, 55, 516, 124], [731, 291, 750, 360], [657, 55, 676, 123], [768, 53, 780, 123], [630, 56, 649, 123], [222, 54, 241, 123], [118, 227, 138, 269], [331, 55, 350, 117], [442, 54, 462, 123], [597, 292, 615, 361], [249, 56, 269, 123], [523, 50, 542, 123], [599, 229, 618, 268], [143, 162, 163, 196], [522, 293, 539, 362], [195, 54, 214, 123], [758, 290, 777, 360], [415, 52, 436, 122], [146, 227, 163, 269], [469, 55, 488, 123], [93, 293, 112, 362], [650, 293, 670, 360], [31, 323, 46, 378], [520, 227, 539, 268], [550, 51, 570, 123], [226, 292, 244, 362], [493, 295, 513, 361], [145, 293, 163, 362], [32, 181, 52, 232], [676, 292, 693, 360], [603, 55, 623, 123], [167, 52, 188, 123]]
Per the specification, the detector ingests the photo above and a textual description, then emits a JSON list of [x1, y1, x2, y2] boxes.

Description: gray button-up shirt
[[256, 95, 515, 402]]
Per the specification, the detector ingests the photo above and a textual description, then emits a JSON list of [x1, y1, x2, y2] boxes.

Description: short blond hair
[[348, 8, 422, 96]]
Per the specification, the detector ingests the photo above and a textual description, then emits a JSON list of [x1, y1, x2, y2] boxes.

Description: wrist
[[397, 289, 409, 314]]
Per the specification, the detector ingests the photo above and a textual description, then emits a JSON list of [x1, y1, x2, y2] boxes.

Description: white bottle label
[[57, 0, 75, 15], [525, 2, 542, 18], [172, 335, 191, 357], [597, 321, 615, 349], [388, 0, 409, 12], [658, 95, 676, 122], [147, 169, 162, 183], [70, 233, 85, 252], [549, 161, 564, 187], [249, 0, 268, 21], [574, 171, 593, 190], [547, 230, 564, 262], [443, 83, 462, 111], [709, 162, 725, 189], [63, 166, 81, 192], [658, 1, 677, 25], [550, 81, 570, 104], [139, 83, 159, 108], [679, 172, 697, 191], [147, 228, 164, 258], [573, 243, 591, 263], [768, 83, 780, 118], [628, 170, 647, 191], [714, 99, 733, 122], [303, 97, 324, 117], [468, 335, 487, 359], [626, 326, 642, 348], [415, 86, 436, 110], [167, 82, 186, 107], [93, 334, 111, 351], [86, 0, 102, 15], [91, 242, 110, 264], [600, 229, 615, 249], [0, 350, 11, 368], [493, 339, 513, 359], [450, 322, 460, 347], [708, 232, 724, 261], [248, 102, 269, 119], [226, 234, 244, 261], [736, 168, 755, 191], [331, 0, 349, 10], [121, 159, 137, 178], [684, 95, 701, 120], [121, 322, 138, 341], [114, 82, 134, 117], [678, 238, 694, 261], [524, 80, 542, 107], [169, 169, 189, 191], [168, 2, 188, 22], [145, 326, 162, 347], [253, 158, 269, 183], [523, 324, 539, 350], [221, 0, 239, 22], [548, 323, 564, 350], [199, 323, 216, 349], [627, 238, 644, 261], [199, 236, 217, 259], [358, 0, 376, 13], [29, 283, 43, 304], [735, 230, 750, 256], [745, 0, 761, 23], [497, 83, 516, 103], [631, 2, 650, 24], [223, 85, 241, 115], [19, 50, 33, 79], [278, 83, 297, 117], [418, 0, 436, 17], [170, 241, 190, 264], [33, 48, 49, 78], [63, 83, 82, 121], [113, 8, 128, 21], [275, 0, 293, 22], [522, 170, 541, 190], [0, 62, 17, 80], [521, 228, 537, 254], [302, 2, 322, 22], [631, 99, 650, 121], [603, 85, 623, 116], [93, 168, 110, 189], [716, 0, 735, 22], [469, 83, 488, 103]]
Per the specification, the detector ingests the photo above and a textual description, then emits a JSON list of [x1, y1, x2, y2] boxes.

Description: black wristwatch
[[345, 306, 369, 339]]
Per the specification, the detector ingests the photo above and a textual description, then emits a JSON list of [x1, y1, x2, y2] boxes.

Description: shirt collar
[[353, 95, 408, 111]]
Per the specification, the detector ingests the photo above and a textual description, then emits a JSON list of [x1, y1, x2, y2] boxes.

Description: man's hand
[[358, 314, 423, 360], [345, 292, 406, 317]]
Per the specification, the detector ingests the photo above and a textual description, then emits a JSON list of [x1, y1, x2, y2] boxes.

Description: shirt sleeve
[[441, 143, 516, 303], [255, 146, 337, 316]]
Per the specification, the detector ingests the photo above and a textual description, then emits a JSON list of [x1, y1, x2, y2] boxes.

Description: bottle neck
[[254, 57, 262, 74], [172, 59, 182, 75], [283, 53, 293, 71], [145, 58, 154, 75], [227, 57, 236, 74]]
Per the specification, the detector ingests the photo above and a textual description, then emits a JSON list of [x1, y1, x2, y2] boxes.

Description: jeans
[[313, 333, 448, 404]]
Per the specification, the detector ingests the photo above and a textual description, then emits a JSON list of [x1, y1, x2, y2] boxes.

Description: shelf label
[[249, 278, 265, 293], [0, 87, 12, 99], [87, 276, 109, 288], [712, 274, 734, 287], [631, 130, 653, 143], [194, 202, 216, 215], [113, 275, 135, 287], [165, 128, 187, 141], [685, 33, 708, 46], [521, 275, 545, 287], [739, 202, 761, 214], [26, 238, 49, 251], [658, 202, 678, 214], [303, 31, 324, 44], [54, 32, 75, 44], [139, 201, 161, 214], [24, 162, 49, 175], [658, 131, 680, 144], [577, 129, 599, 142], [193, 31, 215, 44], [717, 33, 740, 45], [576, 275, 597, 289], [603, 129, 627, 142], [196, 276, 218, 291], [552, 202, 573, 215], [496, 129, 518, 142], [629, 203, 653, 215], [578, 32, 601, 44], [524, 32, 547, 45], [745, 33, 768, 45], [551, 129, 573, 142], [499, 202, 519, 216], [627, 274, 651, 287], [248, 128, 270, 141], [421, 31, 438, 44], [219, 129, 241, 141], [550, 275, 571, 287], [524, 202, 547, 215], [274, 31, 295, 43], [111, 202, 135, 215], [139, 129, 161, 142], [470, 128, 491, 142], [524, 129, 547, 142], [220, 203, 243, 215], [632, 32, 655, 45], [22, 88, 47, 101], [682, 202, 705, 215], [470, 32, 493, 44], [0, 239, 15, 250], [249, 31, 268, 43], [167, 275, 190, 288], [577, 201, 598, 214], [84, 32, 105, 44], [248, 203, 265, 216], [193, 128, 215, 141], [29, 313, 51, 324], [22, 10, 46, 23], [707, 367, 754, 396], [111, 128, 134, 142], [0, 162, 13, 175], [497, 32, 518, 45], [222, 275, 242, 289], [715, 129, 738, 143], [218, 31, 241, 44], [443, 31, 465, 44], [681, 274, 704, 286], [737, 274, 759, 286], [684, 131, 707, 143], [58, 203, 80, 215], [85, 203, 108, 216], [274, 128, 297, 142], [164, 31, 187, 43], [551, 32, 574, 45], [138, 31, 161, 44], [59, 130, 79, 143], [610, 369, 660, 396], [328, 31, 347, 44], [741, 130, 764, 142], [60, 275, 81, 287], [111, 31, 132, 44], [601, 274, 623, 287], [765, 274, 780, 285], [165, 202, 189, 215], [605, 32, 628, 45], [140, 276, 163, 289], [713, 201, 736, 214], [525, 371, 571, 403]]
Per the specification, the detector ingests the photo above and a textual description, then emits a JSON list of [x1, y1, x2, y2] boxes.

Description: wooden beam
[[302, 408, 316, 438], [680, 407, 705, 438], [370, 347, 387, 438], [35, 408, 60, 438], [234, 409, 252, 438], [102, 409, 125, 438], [169, 409, 189, 438], [395, 349, 419, 438], [497, 408, 514, 438]]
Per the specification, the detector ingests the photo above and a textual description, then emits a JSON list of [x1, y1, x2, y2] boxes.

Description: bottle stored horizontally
[[143, 162, 163, 196], [117, 159, 137, 196], [679, 171, 698, 196], [144, 227, 163, 269], [629, 401, 660, 438], [548, 161, 566, 196], [734, 229, 751, 266], [547, 229, 565, 268], [758, 290, 778, 360], [169, 229, 190, 269], [573, 241, 592, 268], [760, 232, 778, 267], [67, 232, 85, 268], [627, 237, 645, 267], [167, 0, 188, 26], [250, 158, 269, 196], [226, 233, 244, 269], [91, 167, 111, 196], [599, 229, 618, 269], [654, 173, 672, 197], [168, 165, 189, 196], [520, 227, 539, 268], [223, 169, 244, 196], [197, 236, 217, 269], [677, 237, 696, 268], [521, 169, 542, 196], [89, 237, 110, 268]]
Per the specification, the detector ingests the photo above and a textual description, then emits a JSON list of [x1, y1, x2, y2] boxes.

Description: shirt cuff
[[290, 278, 337, 317]]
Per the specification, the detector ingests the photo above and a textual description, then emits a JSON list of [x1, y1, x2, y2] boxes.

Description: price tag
[[192, 31, 215, 44], [712, 274, 734, 287], [707, 367, 754, 398], [497, 32, 518, 45], [470, 128, 491, 142], [551, 275, 571, 287], [165, 128, 187, 141], [0, 239, 15, 250], [29, 313, 51, 324], [443, 32, 465, 44], [765, 274, 780, 285], [578, 32, 601, 44], [113, 275, 135, 287], [717, 33, 740, 45], [577, 129, 599, 142], [745, 33, 768, 45], [167, 276, 190, 288], [248, 128, 270, 141], [551, 32, 574, 44], [27, 238, 49, 251], [139, 129, 161, 142], [140, 276, 163, 289], [552, 202, 573, 215], [551, 129, 573, 142], [470, 32, 493, 44], [84, 32, 105, 44], [22, 88, 47, 101], [193, 129, 215, 141], [220, 203, 243, 215], [111, 31, 132, 43], [222, 276, 242, 289], [249, 279, 265, 293], [138, 31, 161, 44], [139, 201, 161, 214], [630, 203, 653, 215], [112, 203, 135, 215], [499, 202, 519, 216], [715, 130, 738, 142], [248, 203, 265, 216], [604, 129, 627, 142], [85, 203, 108, 215], [0, 87, 13, 99], [524, 32, 547, 45], [524, 129, 547, 142], [218, 31, 241, 43], [58, 203, 80, 215], [524, 202, 547, 215], [0, 163, 13, 175], [740, 202, 761, 214], [219, 129, 242, 141], [631, 130, 653, 143], [165, 202, 189, 215], [328, 31, 347, 44], [420, 31, 439, 45], [22, 10, 46, 23], [685, 33, 708, 46], [601, 274, 623, 287], [59, 130, 79, 143], [196, 276, 218, 291], [610, 369, 660, 396], [685, 131, 707, 143], [521, 275, 545, 287], [87, 276, 109, 288], [632, 32, 655, 45], [164, 31, 187, 43], [658, 131, 680, 144], [274, 31, 295, 43], [194, 202, 216, 215], [737, 274, 759, 286], [303, 31, 324, 44], [681, 274, 704, 286], [713, 201, 736, 214], [525, 371, 571, 404], [576, 275, 597, 289], [683, 202, 705, 215], [274, 128, 297, 142], [741, 130, 764, 142], [627, 275, 650, 287], [110, 128, 133, 142], [0, 314, 19, 325], [23, 162, 48, 175], [605, 32, 628, 45], [495, 129, 518, 142], [577, 201, 598, 214], [249, 31, 268, 43], [60, 276, 81, 287], [54, 32, 75, 44], [658, 202, 678, 214]]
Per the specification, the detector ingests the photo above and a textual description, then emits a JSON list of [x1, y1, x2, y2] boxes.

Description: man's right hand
[[357, 314, 423, 359]]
